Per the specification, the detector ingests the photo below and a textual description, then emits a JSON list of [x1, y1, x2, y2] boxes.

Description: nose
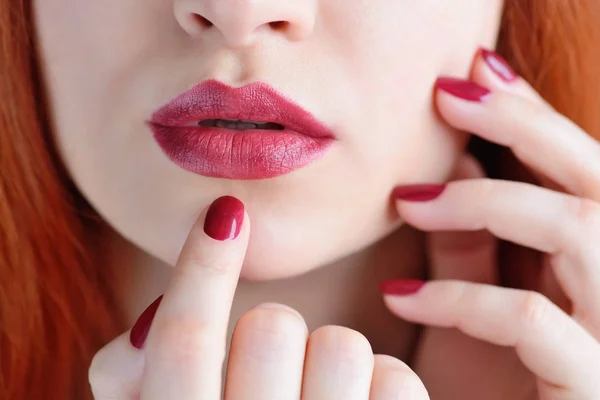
[[174, 0, 318, 48]]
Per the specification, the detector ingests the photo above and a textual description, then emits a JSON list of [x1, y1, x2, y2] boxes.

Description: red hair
[[1, 1, 599, 398], [0, 1, 124, 398]]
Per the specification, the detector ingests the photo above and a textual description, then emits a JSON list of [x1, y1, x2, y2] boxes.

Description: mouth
[[148, 80, 335, 180], [193, 119, 285, 131]]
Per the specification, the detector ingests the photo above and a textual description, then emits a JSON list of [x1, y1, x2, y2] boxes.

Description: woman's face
[[34, 1, 504, 280]]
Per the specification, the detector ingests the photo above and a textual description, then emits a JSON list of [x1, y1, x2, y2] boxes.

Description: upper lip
[[148, 79, 336, 139]]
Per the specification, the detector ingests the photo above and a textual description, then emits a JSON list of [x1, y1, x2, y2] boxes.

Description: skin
[[33, 0, 600, 399], [33, 0, 503, 282], [32, 0, 503, 368]]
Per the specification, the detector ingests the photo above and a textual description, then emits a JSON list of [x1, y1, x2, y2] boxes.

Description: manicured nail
[[379, 280, 425, 296], [478, 47, 517, 83], [393, 184, 446, 202], [204, 196, 244, 241], [130, 295, 163, 349], [435, 77, 491, 102]]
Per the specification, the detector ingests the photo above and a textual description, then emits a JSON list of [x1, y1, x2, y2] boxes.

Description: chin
[[237, 239, 327, 282], [237, 219, 403, 282], [239, 258, 313, 282]]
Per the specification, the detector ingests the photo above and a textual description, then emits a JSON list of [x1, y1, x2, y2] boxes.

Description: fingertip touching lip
[[147, 80, 336, 180]]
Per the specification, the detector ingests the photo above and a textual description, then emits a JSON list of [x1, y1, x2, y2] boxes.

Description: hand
[[382, 48, 600, 399], [88, 196, 430, 399]]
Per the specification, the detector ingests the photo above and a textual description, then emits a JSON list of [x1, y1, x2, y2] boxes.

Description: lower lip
[[149, 124, 334, 180]]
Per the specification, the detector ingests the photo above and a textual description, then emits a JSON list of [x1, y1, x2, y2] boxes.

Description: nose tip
[[174, 0, 316, 48]]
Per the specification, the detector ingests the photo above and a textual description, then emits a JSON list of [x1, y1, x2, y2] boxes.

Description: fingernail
[[435, 77, 491, 102], [393, 184, 446, 202], [478, 47, 517, 83], [130, 295, 163, 349], [379, 280, 425, 296], [204, 196, 245, 241]]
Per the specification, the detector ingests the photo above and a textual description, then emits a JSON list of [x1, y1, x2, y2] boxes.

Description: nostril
[[269, 21, 289, 31], [193, 14, 213, 28]]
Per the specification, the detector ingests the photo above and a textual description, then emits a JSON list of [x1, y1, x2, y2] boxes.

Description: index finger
[[140, 195, 250, 400], [435, 75, 600, 200]]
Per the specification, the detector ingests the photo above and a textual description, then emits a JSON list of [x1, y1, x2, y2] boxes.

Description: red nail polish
[[435, 77, 491, 102], [130, 295, 163, 349], [204, 196, 244, 241], [478, 48, 517, 83], [379, 280, 425, 296], [393, 184, 446, 202]]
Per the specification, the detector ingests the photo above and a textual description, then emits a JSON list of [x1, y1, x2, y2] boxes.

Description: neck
[[105, 225, 426, 358]]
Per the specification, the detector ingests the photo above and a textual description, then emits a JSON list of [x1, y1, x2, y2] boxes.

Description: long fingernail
[[478, 47, 517, 83], [435, 77, 491, 102], [204, 196, 244, 241], [130, 295, 163, 349], [379, 280, 425, 296], [393, 184, 446, 202]]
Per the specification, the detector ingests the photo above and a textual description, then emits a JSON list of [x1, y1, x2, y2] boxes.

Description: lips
[[147, 80, 336, 180]]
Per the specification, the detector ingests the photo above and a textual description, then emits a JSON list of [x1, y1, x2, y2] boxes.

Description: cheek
[[325, 1, 503, 182], [34, 0, 175, 147], [34, 0, 181, 214]]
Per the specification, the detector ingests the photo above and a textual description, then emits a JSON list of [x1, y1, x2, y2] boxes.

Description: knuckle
[[373, 355, 428, 398], [237, 303, 306, 335], [150, 316, 224, 365], [448, 280, 472, 309], [472, 179, 497, 216], [527, 102, 551, 129], [476, 178, 496, 201], [178, 241, 234, 277], [511, 99, 549, 137], [519, 291, 552, 330], [562, 197, 600, 255], [232, 304, 307, 361], [373, 355, 411, 377], [171, 256, 233, 288], [309, 326, 373, 368], [186, 257, 231, 276], [566, 197, 600, 233], [88, 350, 131, 399], [88, 350, 110, 391]]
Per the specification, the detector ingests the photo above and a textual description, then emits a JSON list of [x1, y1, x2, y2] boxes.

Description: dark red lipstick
[[148, 80, 336, 180]]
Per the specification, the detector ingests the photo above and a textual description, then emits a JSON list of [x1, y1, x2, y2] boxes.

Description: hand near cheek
[[382, 48, 600, 400]]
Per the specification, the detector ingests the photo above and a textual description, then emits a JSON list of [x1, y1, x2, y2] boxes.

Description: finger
[[465, 48, 581, 313], [223, 303, 308, 400], [470, 48, 569, 192], [434, 76, 600, 200], [89, 331, 145, 400], [381, 280, 600, 399], [471, 47, 548, 107], [301, 326, 374, 400], [369, 355, 430, 400], [394, 179, 600, 327], [428, 154, 499, 284], [140, 196, 249, 400]]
